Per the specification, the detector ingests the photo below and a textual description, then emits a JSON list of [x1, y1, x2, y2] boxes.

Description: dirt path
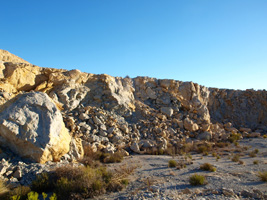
[[94, 138, 267, 200]]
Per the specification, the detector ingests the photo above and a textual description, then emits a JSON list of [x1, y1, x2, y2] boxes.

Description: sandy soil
[[94, 138, 267, 200]]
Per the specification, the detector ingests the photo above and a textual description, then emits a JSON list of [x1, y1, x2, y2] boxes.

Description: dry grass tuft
[[200, 163, 216, 172]]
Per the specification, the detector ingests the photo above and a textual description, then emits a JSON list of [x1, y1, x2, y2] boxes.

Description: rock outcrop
[[0, 50, 29, 64], [0, 92, 71, 163], [0, 49, 266, 163]]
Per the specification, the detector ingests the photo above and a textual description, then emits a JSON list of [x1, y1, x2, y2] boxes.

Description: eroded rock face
[[0, 92, 71, 163], [208, 88, 267, 129]]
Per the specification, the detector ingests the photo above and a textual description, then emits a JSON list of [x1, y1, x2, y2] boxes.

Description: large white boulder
[[0, 92, 71, 163]]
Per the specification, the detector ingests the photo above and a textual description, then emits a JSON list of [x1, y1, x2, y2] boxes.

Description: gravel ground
[[93, 138, 267, 200]]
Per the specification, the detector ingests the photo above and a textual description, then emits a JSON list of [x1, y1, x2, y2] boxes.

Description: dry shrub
[[0, 179, 8, 196], [189, 174, 207, 186], [54, 165, 112, 199], [229, 133, 242, 143], [3, 185, 31, 200], [200, 163, 216, 172], [231, 154, 240, 162], [215, 142, 229, 148], [168, 160, 177, 168], [257, 171, 267, 182]]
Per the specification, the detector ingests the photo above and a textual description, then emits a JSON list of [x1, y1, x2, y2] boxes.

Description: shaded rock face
[[0, 92, 71, 163], [208, 88, 267, 130]]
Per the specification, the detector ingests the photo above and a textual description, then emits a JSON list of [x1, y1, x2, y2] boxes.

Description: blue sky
[[1, 0, 267, 90]]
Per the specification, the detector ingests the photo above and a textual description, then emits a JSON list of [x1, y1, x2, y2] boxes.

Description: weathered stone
[[239, 127, 252, 133], [13, 167, 23, 179], [79, 113, 89, 121], [198, 131, 212, 141], [250, 132, 261, 137], [0, 92, 71, 163], [68, 138, 84, 160], [160, 107, 173, 117], [130, 142, 140, 153], [184, 118, 199, 132]]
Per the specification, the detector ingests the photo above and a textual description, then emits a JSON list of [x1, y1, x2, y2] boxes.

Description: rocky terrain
[[0, 50, 266, 199]]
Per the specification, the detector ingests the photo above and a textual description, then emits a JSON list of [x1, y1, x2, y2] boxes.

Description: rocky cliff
[[0, 50, 266, 163]]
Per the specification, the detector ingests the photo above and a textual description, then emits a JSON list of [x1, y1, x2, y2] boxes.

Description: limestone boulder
[[184, 118, 199, 132], [0, 92, 71, 163], [198, 131, 213, 141]]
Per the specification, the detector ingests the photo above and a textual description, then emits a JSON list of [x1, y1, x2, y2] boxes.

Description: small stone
[[222, 188, 235, 196], [13, 168, 23, 179], [160, 107, 173, 117], [182, 188, 191, 194], [79, 113, 89, 121], [130, 142, 140, 153]]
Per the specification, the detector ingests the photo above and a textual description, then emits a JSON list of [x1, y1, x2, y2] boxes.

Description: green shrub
[[200, 163, 216, 172], [257, 171, 267, 182], [189, 174, 207, 186], [49, 193, 57, 200], [42, 192, 48, 200], [168, 160, 177, 168], [26, 191, 38, 200]]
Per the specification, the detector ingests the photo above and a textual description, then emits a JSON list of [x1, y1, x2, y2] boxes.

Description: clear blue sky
[[1, 0, 267, 90]]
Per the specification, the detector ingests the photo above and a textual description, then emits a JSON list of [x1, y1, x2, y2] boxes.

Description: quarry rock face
[[0, 49, 267, 164], [0, 92, 71, 163]]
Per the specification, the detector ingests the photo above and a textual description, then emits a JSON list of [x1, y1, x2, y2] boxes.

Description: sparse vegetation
[[239, 160, 244, 165], [168, 160, 177, 168], [215, 142, 229, 148], [200, 163, 216, 172], [189, 174, 207, 186], [253, 160, 259, 165], [257, 171, 267, 182], [249, 149, 259, 157], [0, 179, 8, 196], [8, 150, 134, 200], [229, 133, 242, 143], [231, 154, 240, 162]]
